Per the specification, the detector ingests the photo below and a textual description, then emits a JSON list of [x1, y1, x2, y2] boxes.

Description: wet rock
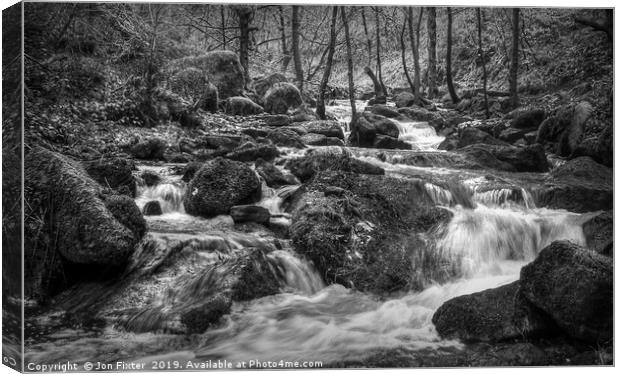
[[394, 91, 415, 108], [550, 156, 611, 185], [225, 96, 264, 115], [25, 148, 143, 299], [290, 171, 450, 293], [536, 102, 592, 157], [290, 105, 318, 122], [253, 73, 287, 100], [459, 144, 548, 172], [595, 124, 613, 167], [180, 294, 232, 334], [267, 128, 305, 148], [104, 194, 147, 241], [300, 120, 345, 140], [129, 138, 167, 160], [168, 50, 245, 98], [143, 201, 163, 216], [264, 82, 303, 114], [300, 133, 344, 147], [230, 205, 271, 224], [520, 241, 613, 344], [398, 106, 442, 122], [286, 147, 384, 182], [498, 127, 532, 144], [349, 116, 377, 147], [165, 153, 191, 163], [184, 157, 260, 216], [181, 162, 202, 182], [140, 170, 161, 187], [201, 134, 245, 151], [264, 114, 291, 127], [373, 135, 412, 150], [225, 141, 279, 162], [241, 127, 269, 139], [455, 127, 510, 148], [368, 104, 400, 118], [432, 281, 554, 342], [83, 157, 137, 197], [582, 211, 613, 256], [509, 108, 546, 129], [255, 158, 299, 187]]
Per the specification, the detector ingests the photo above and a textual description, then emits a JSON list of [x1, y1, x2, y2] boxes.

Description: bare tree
[[220, 5, 227, 49], [446, 7, 459, 103], [477, 8, 490, 118], [291, 5, 304, 91], [374, 7, 387, 94], [234, 6, 254, 89], [407, 7, 423, 102], [399, 14, 414, 94], [361, 7, 373, 66], [509, 8, 520, 108], [426, 7, 438, 98], [278, 6, 290, 72], [341, 6, 356, 121], [316, 6, 338, 120]]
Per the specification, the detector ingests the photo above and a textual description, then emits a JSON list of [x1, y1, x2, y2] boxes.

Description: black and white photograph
[[1, 0, 616, 371]]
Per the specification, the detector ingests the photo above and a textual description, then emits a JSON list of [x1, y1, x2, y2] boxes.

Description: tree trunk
[[341, 7, 357, 123], [316, 7, 338, 120], [407, 7, 422, 102], [220, 5, 227, 49], [361, 7, 373, 66], [477, 8, 490, 118], [236, 7, 253, 89], [426, 7, 438, 98], [509, 8, 520, 109], [446, 7, 459, 103], [363, 67, 385, 102], [291, 6, 304, 92], [374, 8, 387, 94], [399, 18, 414, 94], [278, 6, 291, 72]]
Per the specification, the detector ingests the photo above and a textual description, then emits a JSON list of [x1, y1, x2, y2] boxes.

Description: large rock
[[349, 116, 378, 147], [255, 158, 299, 187], [290, 170, 452, 293], [168, 50, 245, 98], [267, 128, 305, 148], [143, 200, 163, 216], [550, 156, 611, 185], [373, 135, 412, 150], [536, 102, 592, 157], [368, 104, 400, 118], [83, 157, 137, 197], [24, 148, 144, 299], [509, 108, 546, 129], [263, 114, 291, 127], [459, 144, 548, 172], [225, 141, 279, 162], [129, 138, 167, 160], [230, 205, 270, 224], [582, 211, 613, 256], [168, 67, 216, 107], [263, 82, 303, 114], [253, 73, 287, 100], [300, 120, 345, 140], [394, 91, 415, 108], [225, 96, 264, 115], [300, 133, 344, 147], [595, 124, 613, 167], [432, 281, 553, 342], [520, 241, 613, 344], [455, 127, 510, 149], [285, 147, 384, 182], [184, 157, 260, 216]]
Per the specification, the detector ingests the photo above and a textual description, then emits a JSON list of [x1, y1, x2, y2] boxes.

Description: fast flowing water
[[25, 103, 596, 367]]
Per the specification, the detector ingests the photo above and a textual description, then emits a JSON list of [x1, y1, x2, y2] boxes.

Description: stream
[[24, 102, 595, 368]]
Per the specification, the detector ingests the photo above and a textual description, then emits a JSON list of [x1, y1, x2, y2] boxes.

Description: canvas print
[[2, 1, 614, 371]]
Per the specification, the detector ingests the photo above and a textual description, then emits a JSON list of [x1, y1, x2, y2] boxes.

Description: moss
[[263, 82, 303, 114]]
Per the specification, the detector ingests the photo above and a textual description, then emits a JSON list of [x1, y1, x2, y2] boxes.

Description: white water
[[394, 120, 445, 151]]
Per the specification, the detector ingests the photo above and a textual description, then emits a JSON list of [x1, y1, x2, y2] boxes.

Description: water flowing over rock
[[520, 240, 613, 344], [184, 158, 260, 217]]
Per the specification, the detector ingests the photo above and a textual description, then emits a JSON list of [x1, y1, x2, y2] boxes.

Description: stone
[[225, 96, 264, 115], [143, 201, 163, 216], [230, 205, 271, 224], [263, 82, 303, 114]]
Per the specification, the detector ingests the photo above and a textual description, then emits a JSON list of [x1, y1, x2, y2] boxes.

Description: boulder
[[398, 106, 442, 122], [456, 127, 510, 148], [537, 102, 593, 157], [582, 211, 613, 256], [168, 50, 245, 98], [349, 116, 378, 147], [290, 105, 318, 122], [253, 73, 287, 100], [267, 128, 305, 148], [300, 133, 345, 147], [290, 170, 451, 293], [83, 157, 137, 197], [198, 82, 219, 113], [140, 170, 161, 187], [550, 156, 611, 185], [168, 67, 209, 102], [510, 108, 546, 129], [255, 158, 299, 187], [394, 91, 415, 108], [373, 135, 412, 150], [180, 294, 232, 334], [184, 157, 260, 216], [181, 162, 202, 182], [596, 124, 613, 167], [263, 82, 303, 114], [24, 148, 145, 299], [432, 281, 553, 342], [225, 96, 264, 115], [520, 241, 613, 344], [129, 138, 167, 160], [225, 141, 279, 162], [143, 201, 163, 216], [368, 104, 400, 118], [264, 114, 291, 127], [300, 120, 345, 140], [286, 148, 384, 182], [459, 144, 548, 172], [230, 205, 271, 224], [498, 127, 532, 144]]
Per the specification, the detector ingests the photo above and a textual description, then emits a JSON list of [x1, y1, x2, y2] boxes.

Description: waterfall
[[267, 250, 325, 295], [394, 120, 445, 151], [136, 182, 187, 213]]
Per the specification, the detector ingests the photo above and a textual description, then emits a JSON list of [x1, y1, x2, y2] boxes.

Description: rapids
[[24, 101, 598, 367]]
